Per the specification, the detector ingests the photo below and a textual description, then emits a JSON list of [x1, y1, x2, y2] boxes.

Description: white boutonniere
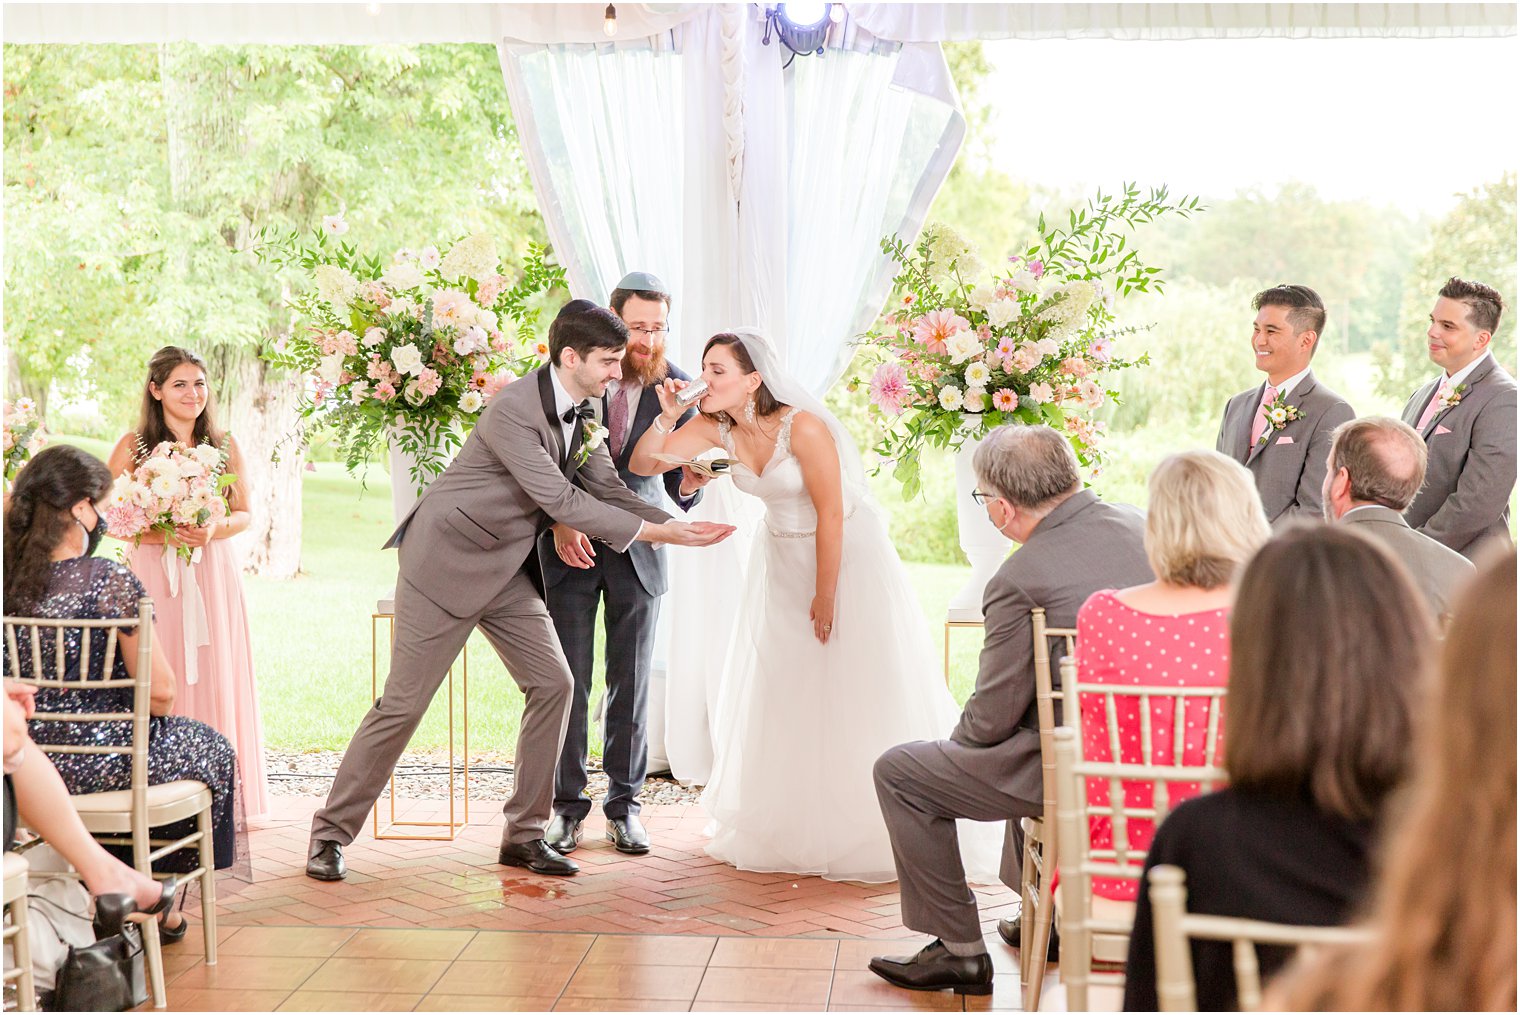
[[575, 420, 606, 466], [1257, 391, 1304, 445], [1435, 382, 1467, 412]]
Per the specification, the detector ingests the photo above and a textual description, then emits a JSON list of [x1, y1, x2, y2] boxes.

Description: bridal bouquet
[[856, 185, 1200, 499], [257, 216, 566, 486], [2, 397, 47, 483], [104, 441, 237, 564]]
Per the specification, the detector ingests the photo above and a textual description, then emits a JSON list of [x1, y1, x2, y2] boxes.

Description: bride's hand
[[810, 594, 835, 644], [653, 379, 687, 423]]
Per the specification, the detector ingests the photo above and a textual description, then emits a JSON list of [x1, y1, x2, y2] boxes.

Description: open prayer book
[[649, 452, 735, 479]]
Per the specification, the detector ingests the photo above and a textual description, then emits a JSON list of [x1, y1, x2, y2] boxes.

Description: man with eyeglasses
[[538, 271, 709, 858]]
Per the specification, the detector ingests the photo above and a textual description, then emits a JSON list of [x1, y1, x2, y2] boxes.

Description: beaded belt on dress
[[765, 503, 858, 539]]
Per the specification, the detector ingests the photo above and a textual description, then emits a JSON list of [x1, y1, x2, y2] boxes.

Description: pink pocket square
[[1434, 424, 1453, 436], [1275, 435, 1295, 445]]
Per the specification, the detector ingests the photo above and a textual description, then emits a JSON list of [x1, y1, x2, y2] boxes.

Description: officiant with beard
[[540, 272, 708, 856]]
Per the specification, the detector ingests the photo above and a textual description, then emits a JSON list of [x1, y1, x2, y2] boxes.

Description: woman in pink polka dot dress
[[1075, 451, 1271, 901]]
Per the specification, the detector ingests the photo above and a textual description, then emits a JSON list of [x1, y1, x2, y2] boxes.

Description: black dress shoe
[[546, 813, 583, 854], [306, 839, 346, 881], [868, 940, 993, 995], [605, 814, 650, 854], [498, 838, 580, 876], [997, 913, 1059, 959]]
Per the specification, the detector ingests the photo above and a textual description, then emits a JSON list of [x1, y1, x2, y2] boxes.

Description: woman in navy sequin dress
[[3, 445, 242, 874]]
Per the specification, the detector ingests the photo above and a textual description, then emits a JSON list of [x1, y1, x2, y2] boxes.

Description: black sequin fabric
[[9, 556, 243, 872]]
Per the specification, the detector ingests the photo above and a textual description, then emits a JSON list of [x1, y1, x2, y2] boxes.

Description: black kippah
[[556, 298, 602, 319]]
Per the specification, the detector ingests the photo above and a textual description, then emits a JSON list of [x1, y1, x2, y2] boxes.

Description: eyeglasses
[[628, 326, 668, 337], [971, 488, 993, 506]]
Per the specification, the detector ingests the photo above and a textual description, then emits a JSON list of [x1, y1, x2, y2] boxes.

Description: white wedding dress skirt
[[702, 412, 1003, 883]]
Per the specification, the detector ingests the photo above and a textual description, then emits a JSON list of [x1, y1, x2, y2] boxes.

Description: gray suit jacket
[[1400, 355, 1517, 559], [538, 363, 702, 599], [384, 366, 672, 619], [1216, 371, 1355, 524], [947, 490, 1153, 803], [1340, 505, 1475, 620]]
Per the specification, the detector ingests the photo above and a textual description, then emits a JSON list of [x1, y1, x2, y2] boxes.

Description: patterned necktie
[[1415, 377, 1452, 432], [609, 384, 631, 459], [1249, 384, 1279, 448]]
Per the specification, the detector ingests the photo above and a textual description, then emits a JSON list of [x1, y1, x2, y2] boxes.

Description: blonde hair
[[1144, 450, 1270, 588], [1270, 549, 1516, 1011]]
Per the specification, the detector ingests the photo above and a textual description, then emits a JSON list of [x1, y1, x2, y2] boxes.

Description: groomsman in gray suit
[[1216, 284, 1355, 523], [306, 304, 732, 881], [1400, 277, 1516, 559], [870, 426, 1152, 996], [1322, 416, 1474, 621], [541, 272, 708, 857]]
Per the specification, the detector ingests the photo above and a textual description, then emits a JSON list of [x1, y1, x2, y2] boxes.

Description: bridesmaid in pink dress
[[107, 346, 269, 819]]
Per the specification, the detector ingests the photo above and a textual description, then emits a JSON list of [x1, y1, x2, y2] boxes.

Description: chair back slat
[[1147, 864, 1376, 1013], [1030, 608, 1078, 834]]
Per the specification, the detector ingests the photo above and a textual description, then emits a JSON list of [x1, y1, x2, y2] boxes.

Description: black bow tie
[[562, 400, 594, 425]]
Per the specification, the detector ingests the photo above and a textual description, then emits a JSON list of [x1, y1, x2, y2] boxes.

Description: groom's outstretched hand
[[642, 520, 736, 547]]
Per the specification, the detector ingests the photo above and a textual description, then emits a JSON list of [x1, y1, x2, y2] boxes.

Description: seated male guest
[[1216, 284, 1355, 523], [869, 425, 1152, 996], [1323, 416, 1475, 622], [1401, 276, 1516, 559], [1122, 527, 1431, 1011]]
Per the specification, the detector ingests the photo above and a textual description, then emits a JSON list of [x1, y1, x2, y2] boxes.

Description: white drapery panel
[[8, 3, 1511, 45]]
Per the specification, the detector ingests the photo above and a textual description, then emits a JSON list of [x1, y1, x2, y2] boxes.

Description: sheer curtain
[[499, 6, 964, 783]]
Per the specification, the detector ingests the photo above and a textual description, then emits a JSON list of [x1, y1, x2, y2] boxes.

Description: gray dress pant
[[874, 739, 1041, 944], [311, 568, 574, 846]]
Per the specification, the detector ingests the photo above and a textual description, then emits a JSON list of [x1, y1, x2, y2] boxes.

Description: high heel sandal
[[91, 878, 179, 939], [158, 890, 189, 944]]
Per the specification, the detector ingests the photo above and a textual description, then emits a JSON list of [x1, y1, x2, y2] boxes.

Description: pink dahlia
[[869, 362, 910, 416]]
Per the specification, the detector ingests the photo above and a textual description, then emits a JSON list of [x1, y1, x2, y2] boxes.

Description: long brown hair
[[3, 445, 114, 614], [699, 333, 783, 426], [1271, 549, 1517, 1012], [1224, 526, 1431, 821], [134, 346, 225, 460]]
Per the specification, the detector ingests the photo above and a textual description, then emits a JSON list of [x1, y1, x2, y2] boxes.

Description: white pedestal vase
[[947, 424, 1013, 622], [379, 435, 454, 613]]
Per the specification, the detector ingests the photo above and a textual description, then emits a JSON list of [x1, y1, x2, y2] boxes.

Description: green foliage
[[1377, 173, 1518, 402], [4, 42, 546, 432]]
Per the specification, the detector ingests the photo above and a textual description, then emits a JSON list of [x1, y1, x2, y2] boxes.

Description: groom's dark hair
[[549, 302, 628, 366]]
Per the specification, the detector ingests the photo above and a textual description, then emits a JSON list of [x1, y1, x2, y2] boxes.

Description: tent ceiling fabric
[[4, 2, 1513, 44]]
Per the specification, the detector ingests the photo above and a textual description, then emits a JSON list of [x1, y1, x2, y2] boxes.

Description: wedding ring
[[823, 624, 832, 632]]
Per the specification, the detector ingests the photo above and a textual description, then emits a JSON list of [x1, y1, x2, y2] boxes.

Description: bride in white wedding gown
[[630, 329, 1001, 883]]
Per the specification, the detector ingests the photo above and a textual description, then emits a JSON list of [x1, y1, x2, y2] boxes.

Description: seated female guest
[[1122, 526, 1431, 1011], [3, 445, 243, 937], [1269, 549, 1515, 1012], [5, 686, 178, 924], [1077, 449, 1269, 901]]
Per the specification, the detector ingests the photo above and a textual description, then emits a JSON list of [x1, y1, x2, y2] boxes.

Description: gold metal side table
[[370, 612, 471, 840], [943, 618, 986, 683]]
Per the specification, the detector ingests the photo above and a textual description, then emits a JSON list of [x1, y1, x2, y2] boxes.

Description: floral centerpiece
[[104, 440, 236, 565], [3, 397, 47, 483], [856, 185, 1200, 499], [256, 215, 566, 489]]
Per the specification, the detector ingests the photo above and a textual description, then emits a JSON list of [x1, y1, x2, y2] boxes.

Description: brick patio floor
[[132, 794, 1131, 1011]]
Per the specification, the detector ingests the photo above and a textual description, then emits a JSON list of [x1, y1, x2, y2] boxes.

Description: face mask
[[77, 508, 107, 558]]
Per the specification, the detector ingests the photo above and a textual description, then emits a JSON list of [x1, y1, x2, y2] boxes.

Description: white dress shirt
[[1268, 364, 1313, 401], [1436, 350, 1493, 388], [549, 367, 580, 450]]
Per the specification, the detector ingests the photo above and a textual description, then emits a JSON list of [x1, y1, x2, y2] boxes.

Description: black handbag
[[49, 921, 146, 1012]]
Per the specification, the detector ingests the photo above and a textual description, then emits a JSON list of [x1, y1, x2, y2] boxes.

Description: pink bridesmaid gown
[[128, 538, 269, 819]]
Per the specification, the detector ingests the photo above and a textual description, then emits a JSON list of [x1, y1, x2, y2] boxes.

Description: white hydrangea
[[937, 384, 964, 411], [438, 234, 500, 284], [314, 265, 360, 312]]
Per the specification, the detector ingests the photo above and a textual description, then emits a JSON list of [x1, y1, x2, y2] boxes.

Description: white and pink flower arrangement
[[257, 216, 566, 485], [855, 185, 1200, 498], [3, 397, 47, 484], [104, 441, 236, 564]]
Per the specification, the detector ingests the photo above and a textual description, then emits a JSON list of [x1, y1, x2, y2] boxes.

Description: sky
[[983, 36, 1519, 216]]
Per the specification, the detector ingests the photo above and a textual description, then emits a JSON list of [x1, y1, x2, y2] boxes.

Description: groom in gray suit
[[1400, 276, 1516, 559], [306, 303, 732, 880], [870, 426, 1152, 996], [541, 272, 708, 856], [1216, 284, 1355, 523]]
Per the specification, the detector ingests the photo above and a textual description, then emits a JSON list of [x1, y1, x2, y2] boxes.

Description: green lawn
[[243, 464, 984, 754]]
